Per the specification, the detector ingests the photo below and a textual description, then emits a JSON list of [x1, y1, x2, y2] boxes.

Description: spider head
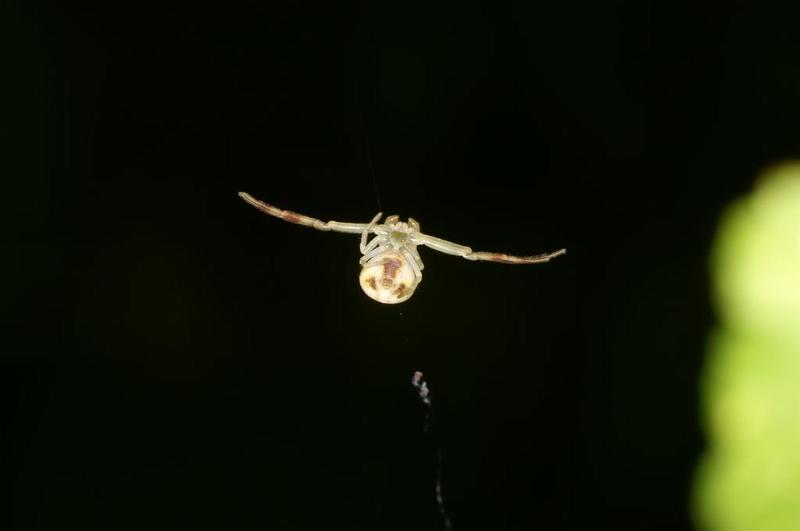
[[387, 217, 420, 248], [359, 250, 419, 304], [390, 229, 410, 246]]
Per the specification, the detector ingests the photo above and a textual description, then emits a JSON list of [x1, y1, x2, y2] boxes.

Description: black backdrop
[[4, 2, 799, 529]]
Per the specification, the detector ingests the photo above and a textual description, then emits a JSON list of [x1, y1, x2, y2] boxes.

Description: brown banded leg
[[414, 232, 566, 264], [238, 192, 375, 234]]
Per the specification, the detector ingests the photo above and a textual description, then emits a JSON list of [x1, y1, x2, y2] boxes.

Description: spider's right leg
[[408, 244, 424, 270], [239, 192, 377, 234], [414, 232, 566, 264], [401, 247, 423, 283]]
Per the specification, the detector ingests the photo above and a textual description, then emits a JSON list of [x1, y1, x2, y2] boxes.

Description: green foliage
[[694, 164, 800, 531]]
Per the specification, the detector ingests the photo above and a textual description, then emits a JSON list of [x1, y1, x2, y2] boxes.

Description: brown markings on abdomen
[[382, 257, 402, 279]]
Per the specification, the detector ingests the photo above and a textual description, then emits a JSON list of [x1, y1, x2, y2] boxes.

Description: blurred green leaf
[[695, 163, 800, 531]]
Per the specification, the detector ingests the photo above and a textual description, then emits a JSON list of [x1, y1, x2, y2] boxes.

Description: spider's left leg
[[359, 239, 392, 265], [360, 213, 384, 253], [361, 234, 383, 256], [239, 192, 379, 234], [413, 232, 566, 264]]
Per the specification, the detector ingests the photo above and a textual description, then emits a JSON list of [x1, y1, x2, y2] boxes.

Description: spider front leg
[[239, 192, 378, 234], [413, 233, 566, 264]]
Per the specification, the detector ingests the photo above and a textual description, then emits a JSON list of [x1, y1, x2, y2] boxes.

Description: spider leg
[[359, 242, 392, 265], [408, 244, 424, 270], [239, 192, 379, 234], [360, 234, 384, 258], [360, 212, 384, 253], [413, 232, 566, 264], [401, 247, 423, 283]]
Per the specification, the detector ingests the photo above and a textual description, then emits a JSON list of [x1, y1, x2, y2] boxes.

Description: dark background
[[3, 1, 799, 529]]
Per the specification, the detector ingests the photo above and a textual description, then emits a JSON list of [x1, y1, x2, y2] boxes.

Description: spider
[[239, 192, 566, 304]]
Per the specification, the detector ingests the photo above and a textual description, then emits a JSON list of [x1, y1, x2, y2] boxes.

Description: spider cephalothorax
[[239, 192, 566, 304]]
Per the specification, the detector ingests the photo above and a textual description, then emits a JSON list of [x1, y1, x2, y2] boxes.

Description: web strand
[[360, 111, 382, 212]]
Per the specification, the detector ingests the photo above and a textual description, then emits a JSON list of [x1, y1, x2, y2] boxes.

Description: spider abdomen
[[359, 250, 418, 304]]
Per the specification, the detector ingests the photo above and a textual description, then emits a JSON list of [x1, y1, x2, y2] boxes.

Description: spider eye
[[359, 251, 418, 304]]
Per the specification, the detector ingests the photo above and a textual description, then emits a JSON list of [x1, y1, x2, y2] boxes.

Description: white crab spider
[[239, 192, 566, 304]]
